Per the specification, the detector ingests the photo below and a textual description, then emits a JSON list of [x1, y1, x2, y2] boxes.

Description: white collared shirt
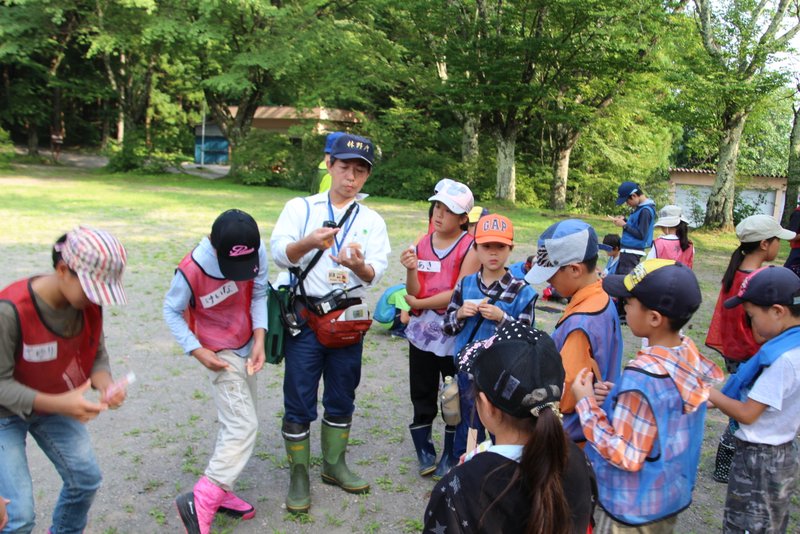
[[270, 193, 390, 298]]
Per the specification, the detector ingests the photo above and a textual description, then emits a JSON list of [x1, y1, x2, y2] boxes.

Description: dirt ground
[[1, 157, 797, 534]]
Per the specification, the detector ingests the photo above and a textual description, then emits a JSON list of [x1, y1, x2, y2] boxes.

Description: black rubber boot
[[713, 428, 736, 484], [432, 426, 456, 481], [409, 424, 436, 477]]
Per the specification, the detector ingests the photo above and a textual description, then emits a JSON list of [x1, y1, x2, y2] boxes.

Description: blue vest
[[721, 325, 800, 401], [621, 201, 656, 250], [552, 299, 623, 442], [587, 366, 706, 525], [453, 273, 538, 355], [507, 262, 527, 279]]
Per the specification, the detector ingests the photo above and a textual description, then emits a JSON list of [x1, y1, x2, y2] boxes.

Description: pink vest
[[178, 253, 254, 352], [1, 278, 102, 395], [653, 238, 694, 268], [414, 232, 474, 314]]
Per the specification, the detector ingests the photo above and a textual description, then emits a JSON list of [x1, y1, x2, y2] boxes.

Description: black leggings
[[409, 344, 456, 426]]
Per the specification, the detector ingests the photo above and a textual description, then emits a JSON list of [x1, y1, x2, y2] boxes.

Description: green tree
[[692, 0, 800, 230], [0, 0, 91, 154], [783, 82, 800, 224]]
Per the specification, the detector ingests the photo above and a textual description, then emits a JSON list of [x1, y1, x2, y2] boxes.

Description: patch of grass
[[284, 512, 315, 524], [402, 518, 423, 532], [148, 508, 166, 526]]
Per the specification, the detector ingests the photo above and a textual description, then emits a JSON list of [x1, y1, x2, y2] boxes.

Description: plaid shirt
[[443, 269, 535, 335], [576, 337, 722, 472]]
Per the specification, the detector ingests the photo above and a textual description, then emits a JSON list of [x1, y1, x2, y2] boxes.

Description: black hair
[[602, 234, 620, 250], [475, 385, 570, 534], [668, 315, 692, 332], [52, 234, 68, 269], [721, 238, 777, 292], [581, 255, 598, 272], [675, 221, 692, 252]]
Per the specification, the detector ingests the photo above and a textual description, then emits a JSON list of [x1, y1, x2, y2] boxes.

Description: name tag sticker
[[327, 269, 349, 285], [417, 260, 441, 273], [22, 342, 57, 363], [200, 281, 239, 308]]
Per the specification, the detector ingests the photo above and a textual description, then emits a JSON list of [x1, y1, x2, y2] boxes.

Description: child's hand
[[594, 380, 614, 405], [608, 215, 626, 228], [478, 302, 503, 322], [0, 497, 9, 530], [101, 383, 127, 409], [192, 348, 229, 372], [571, 368, 595, 402], [404, 294, 421, 309], [60, 381, 107, 423], [456, 302, 479, 319], [400, 248, 418, 270]]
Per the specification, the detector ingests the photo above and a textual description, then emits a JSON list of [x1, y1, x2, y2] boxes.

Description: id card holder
[[327, 268, 349, 285]]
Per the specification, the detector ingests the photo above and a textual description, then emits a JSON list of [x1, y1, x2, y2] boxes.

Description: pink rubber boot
[[193, 476, 226, 534], [218, 491, 256, 520]]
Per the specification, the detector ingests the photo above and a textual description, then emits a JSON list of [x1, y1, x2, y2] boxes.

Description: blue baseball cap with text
[[330, 133, 375, 167]]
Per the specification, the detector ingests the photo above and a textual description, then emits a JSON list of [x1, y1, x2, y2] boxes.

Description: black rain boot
[[432, 426, 456, 481], [409, 424, 437, 477], [713, 427, 736, 484]]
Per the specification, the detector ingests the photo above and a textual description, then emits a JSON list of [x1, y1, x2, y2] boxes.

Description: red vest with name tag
[[0, 278, 102, 394], [178, 252, 253, 352], [414, 232, 474, 314]]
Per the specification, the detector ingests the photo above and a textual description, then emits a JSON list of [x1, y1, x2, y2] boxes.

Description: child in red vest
[[164, 209, 268, 534], [0, 226, 128, 533], [401, 179, 480, 479]]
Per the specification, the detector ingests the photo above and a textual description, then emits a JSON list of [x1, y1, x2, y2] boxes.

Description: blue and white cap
[[524, 219, 608, 285]]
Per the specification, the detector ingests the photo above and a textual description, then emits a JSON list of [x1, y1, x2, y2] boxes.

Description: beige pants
[[204, 350, 258, 490], [594, 508, 678, 534]]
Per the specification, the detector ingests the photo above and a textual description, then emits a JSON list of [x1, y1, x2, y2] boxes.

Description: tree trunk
[[26, 123, 38, 156], [495, 129, 517, 202], [703, 108, 748, 230], [551, 144, 572, 211], [782, 100, 800, 225], [550, 125, 580, 211], [462, 113, 479, 164], [100, 99, 110, 149]]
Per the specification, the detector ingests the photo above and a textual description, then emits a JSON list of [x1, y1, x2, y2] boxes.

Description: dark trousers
[[617, 251, 644, 276], [409, 343, 456, 426], [283, 325, 363, 425]]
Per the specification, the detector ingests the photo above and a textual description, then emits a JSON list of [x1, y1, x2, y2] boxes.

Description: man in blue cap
[[609, 181, 656, 277], [310, 131, 344, 194], [271, 133, 390, 513]]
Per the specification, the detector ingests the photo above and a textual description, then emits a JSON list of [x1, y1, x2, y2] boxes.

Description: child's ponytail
[[520, 407, 570, 534], [676, 221, 692, 252], [722, 241, 762, 292]]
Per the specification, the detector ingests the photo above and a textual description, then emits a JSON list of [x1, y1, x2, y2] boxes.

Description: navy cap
[[324, 131, 344, 154], [603, 259, 701, 320], [616, 181, 640, 205], [210, 209, 261, 281], [330, 133, 375, 167], [456, 322, 565, 419], [724, 266, 800, 309]]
